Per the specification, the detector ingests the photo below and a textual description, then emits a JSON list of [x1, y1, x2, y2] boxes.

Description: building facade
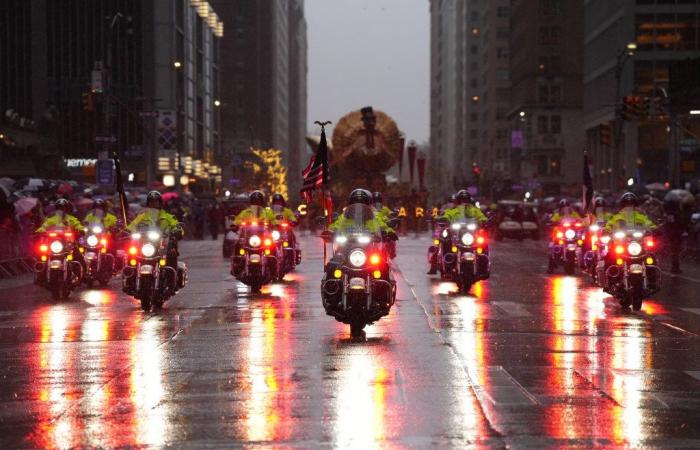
[[509, 0, 584, 196], [584, 0, 700, 191], [212, 0, 308, 197], [0, 0, 223, 187]]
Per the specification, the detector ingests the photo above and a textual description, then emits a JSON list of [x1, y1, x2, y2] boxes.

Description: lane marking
[[685, 371, 700, 382], [659, 269, 700, 284], [492, 302, 532, 317], [660, 322, 698, 337], [680, 308, 700, 316]]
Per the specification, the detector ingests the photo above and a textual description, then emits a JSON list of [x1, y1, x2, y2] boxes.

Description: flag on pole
[[582, 151, 594, 213], [300, 125, 330, 203]]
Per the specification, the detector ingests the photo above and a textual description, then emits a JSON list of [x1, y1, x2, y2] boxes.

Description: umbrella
[[57, 183, 75, 196], [14, 197, 39, 216], [0, 184, 11, 203], [665, 189, 695, 206], [162, 192, 179, 202], [0, 177, 14, 189], [645, 182, 667, 192], [13, 178, 51, 192]]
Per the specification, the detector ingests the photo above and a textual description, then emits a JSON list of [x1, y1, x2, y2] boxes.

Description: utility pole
[[613, 42, 637, 191]]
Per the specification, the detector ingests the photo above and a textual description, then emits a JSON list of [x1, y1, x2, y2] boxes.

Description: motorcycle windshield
[[247, 205, 268, 220], [341, 204, 380, 237]]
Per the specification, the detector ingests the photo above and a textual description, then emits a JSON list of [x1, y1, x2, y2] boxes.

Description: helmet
[[271, 193, 286, 207], [559, 199, 570, 208], [593, 197, 605, 208], [146, 191, 163, 209], [456, 189, 473, 205], [249, 190, 266, 207], [348, 188, 372, 205], [93, 199, 107, 211], [449, 194, 456, 203], [619, 192, 639, 208], [55, 198, 73, 214], [372, 191, 384, 204]]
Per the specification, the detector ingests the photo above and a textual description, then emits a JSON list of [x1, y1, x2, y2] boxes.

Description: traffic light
[[599, 122, 612, 146], [81, 92, 94, 112], [623, 95, 641, 120]]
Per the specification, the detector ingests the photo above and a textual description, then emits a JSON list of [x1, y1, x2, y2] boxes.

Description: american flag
[[300, 127, 329, 203]]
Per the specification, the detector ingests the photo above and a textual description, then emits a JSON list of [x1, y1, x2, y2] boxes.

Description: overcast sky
[[305, 0, 430, 144]]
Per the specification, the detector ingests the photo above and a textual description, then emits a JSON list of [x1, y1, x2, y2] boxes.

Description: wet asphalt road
[[1, 234, 700, 448]]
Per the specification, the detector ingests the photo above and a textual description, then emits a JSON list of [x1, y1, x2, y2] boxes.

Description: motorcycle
[[34, 227, 83, 300], [583, 222, 607, 283], [320, 204, 397, 337], [79, 224, 119, 288], [271, 217, 301, 277], [433, 217, 490, 293], [122, 227, 187, 311], [603, 228, 660, 310], [547, 219, 584, 275], [230, 220, 279, 292]]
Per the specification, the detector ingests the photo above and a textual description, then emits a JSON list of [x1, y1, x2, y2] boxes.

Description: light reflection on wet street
[[1, 236, 700, 448]]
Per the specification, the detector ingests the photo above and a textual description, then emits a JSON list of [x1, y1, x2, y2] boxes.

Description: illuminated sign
[[297, 204, 308, 217], [65, 159, 97, 168], [415, 207, 425, 218], [398, 207, 407, 217]]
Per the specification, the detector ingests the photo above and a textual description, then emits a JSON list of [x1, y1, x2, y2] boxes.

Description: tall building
[[0, 0, 223, 187], [583, 0, 700, 191], [212, 0, 308, 197], [478, 0, 512, 196], [509, 0, 584, 196]]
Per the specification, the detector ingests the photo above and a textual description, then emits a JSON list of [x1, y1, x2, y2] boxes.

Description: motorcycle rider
[[270, 193, 298, 225], [444, 190, 487, 224], [329, 189, 395, 237], [84, 199, 118, 230], [37, 198, 83, 232], [604, 192, 656, 233], [372, 192, 394, 225], [127, 191, 183, 275], [234, 190, 275, 225], [663, 197, 689, 275], [550, 199, 581, 224]]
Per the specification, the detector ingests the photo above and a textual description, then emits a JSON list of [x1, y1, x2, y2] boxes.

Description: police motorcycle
[[122, 225, 187, 311], [78, 222, 122, 287], [320, 205, 397, 337], [603, 228, 660, 311], [433, 217, 490, 293], [34, 227, 83, 300], [547, 218, 585, 275], [583, 221, 608, 283], [230, 219, 280, 292]]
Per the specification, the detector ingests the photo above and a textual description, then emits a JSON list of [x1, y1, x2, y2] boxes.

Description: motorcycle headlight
[[442, 229, 449, 238], [249, 235, 261, 247], [628, 242, 642, 256], [92, 226, 103, 234], [141, 243, 156, 257], [271, 230, 281, 241], [451, 223, 461, 231], [614, 231, 626, 240], [461, 232, 475, 246], [335, 235, 348, 244], [86, 235, 99, 247], [349, 249, 367, 267], [357, 235, 371, 245], [589, 225, 599, 232], [600, 235, 611, 244], [148, 231, 161, 241], [131, 233, 142, 240], [467, 223, 477, 231], [50, 241, 63, 254], [564, 229, 576, 240], [633, 231, 644, 239]]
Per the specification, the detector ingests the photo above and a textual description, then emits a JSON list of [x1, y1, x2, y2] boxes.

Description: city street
[[1, 235, 700, 448]]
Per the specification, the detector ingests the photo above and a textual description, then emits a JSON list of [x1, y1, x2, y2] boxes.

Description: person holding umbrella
[[663, 190, 695, 275]]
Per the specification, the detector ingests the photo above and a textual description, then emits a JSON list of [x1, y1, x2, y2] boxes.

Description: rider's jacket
[[37, 213, 82, 232], [84, 211, 118, 230], [329, 209, 391, 234], [270, 205, 297, 224], [128, 208, 180, 233], [373, 205, 394, 226], [234, 205, 275, 226], [551, 207, 581, 223], [444, 204, 487, 224], [604, 207, 656, 232]]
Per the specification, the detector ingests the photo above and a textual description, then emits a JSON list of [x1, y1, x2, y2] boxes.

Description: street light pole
[[613, 42, 637, 191]]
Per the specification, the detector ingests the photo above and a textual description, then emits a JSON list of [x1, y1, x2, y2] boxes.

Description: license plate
[[85, 252, 96, 260], [349, 277, 365, 290], [629, 264, 643, 274], [49, 260, 62, 270], [249, 254, 261, 263], [140, 265, 154, 275], [463, 252, 475, 261], [567, 245, 577, 251]]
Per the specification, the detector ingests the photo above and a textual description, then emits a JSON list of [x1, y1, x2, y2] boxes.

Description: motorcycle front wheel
[[350, 321, 365, 338]]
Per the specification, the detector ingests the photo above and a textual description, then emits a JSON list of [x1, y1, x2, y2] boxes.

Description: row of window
[[537, 115, 562, 134]]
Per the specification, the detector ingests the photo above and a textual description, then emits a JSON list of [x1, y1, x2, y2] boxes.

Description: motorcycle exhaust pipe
[[34, 262, 45, 273], [443, 253, 457, 265], [323, 279, 341, 296], [122, 266, 135, 278]]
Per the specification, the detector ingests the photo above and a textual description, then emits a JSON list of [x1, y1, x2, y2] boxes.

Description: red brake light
[[645, 238, 655, 248], [615, 245, 625, 255], [49, 232, 57, 237], [574, 222, 582, 228], [65, 232, 73, 237], [39, 244, 48, 253], [100, 238, 108, 246], [281, 223, 288, 228], [251, 221, 258, 227], [128, 246, 138, 256], [369, 254, 381, 265], [563, 222, 571, 228], [556, 231, 564, 239], [263, 238, 272, 247], [476, 236, 485, 245]]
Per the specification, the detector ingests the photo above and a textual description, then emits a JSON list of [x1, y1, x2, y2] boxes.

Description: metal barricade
[[0, 229, 33, 278]]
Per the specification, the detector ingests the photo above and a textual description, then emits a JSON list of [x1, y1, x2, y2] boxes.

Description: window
[[539, 0, 561, 15], [471, 45, 478, 55], [551, 156, 561, 175], [538, 26, 562, 45], [537, 155, 548, 175], [538, 56, 561, 74], [497, 47, 510, 59], [470, 113, 478, 122], [497, 6, 510, 18], [537, 116, 548, 134], [470, 129, 478, 138], [538, 84, 562, 103], [550, 115, 562, 134], [471, 78, 478, 88], [495, 69, 510, 81]]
